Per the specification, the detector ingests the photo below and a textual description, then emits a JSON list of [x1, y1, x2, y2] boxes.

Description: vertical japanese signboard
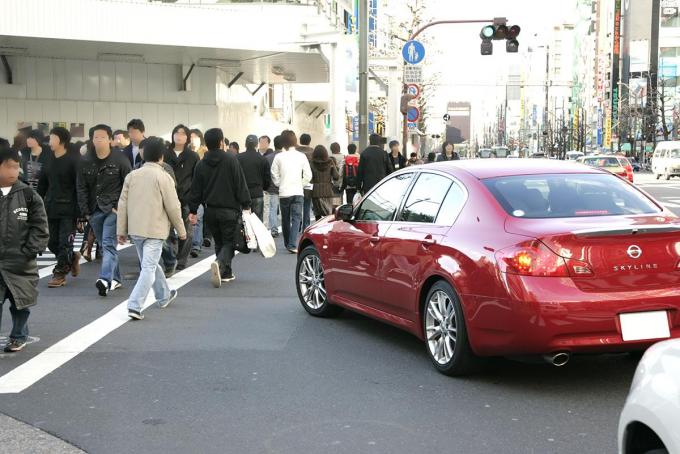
[[611, 0, 622, 131]]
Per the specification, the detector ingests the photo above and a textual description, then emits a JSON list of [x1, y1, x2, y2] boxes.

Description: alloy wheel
[[298, 254, 327, 310], [425, 290, 458, 365]]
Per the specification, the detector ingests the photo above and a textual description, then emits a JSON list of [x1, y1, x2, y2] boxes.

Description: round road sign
[[407, 107, 420, 123], [406, 84, 421, 98]]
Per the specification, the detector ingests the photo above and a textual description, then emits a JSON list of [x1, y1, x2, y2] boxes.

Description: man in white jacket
[[270, 130, 312, 253], [117, 138, 186, 320]]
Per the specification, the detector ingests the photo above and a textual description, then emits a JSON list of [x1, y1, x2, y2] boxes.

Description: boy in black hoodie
[[189, 128, 251, 288], [0, 143, 49, 353]]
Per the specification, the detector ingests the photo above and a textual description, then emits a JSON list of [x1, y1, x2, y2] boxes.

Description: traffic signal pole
[[399, 19, 501, 157]]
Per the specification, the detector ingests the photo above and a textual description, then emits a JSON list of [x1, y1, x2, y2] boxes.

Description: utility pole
[[359, 0, 369, 151], [649, 0, 660, 149], [543, 45, 550, 154]]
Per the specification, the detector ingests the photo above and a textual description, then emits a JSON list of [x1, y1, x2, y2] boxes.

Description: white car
[[618, 339, 680, 454]]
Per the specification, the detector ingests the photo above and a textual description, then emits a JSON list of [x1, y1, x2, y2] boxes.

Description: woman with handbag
[[310, 145, 340, 219]]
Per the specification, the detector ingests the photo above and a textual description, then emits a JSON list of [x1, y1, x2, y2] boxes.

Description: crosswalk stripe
[[0, 255, 216, 394]]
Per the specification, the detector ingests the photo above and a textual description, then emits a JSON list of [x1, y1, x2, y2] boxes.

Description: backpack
[[344, 156, 359, 188]]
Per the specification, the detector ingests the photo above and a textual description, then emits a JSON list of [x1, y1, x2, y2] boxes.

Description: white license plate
[[619, 311, 671, 342]]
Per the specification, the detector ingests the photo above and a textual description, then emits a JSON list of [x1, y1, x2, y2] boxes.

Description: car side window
[[436, 181, 467, 225], [399, 173, 452, 223], [355, 173, 413, 222]]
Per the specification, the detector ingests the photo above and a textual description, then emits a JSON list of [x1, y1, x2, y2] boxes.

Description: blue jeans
[[0, 284, 29, 342], [280, 195, 303, 250], [303, 195, 312, 230], [89, 209, 121, 284], [128, 236, 171, 313], [265, 192, 279, 235], [191, 205, 205, 252]]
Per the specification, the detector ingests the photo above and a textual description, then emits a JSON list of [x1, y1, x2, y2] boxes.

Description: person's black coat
[[357, 145, 392, 194], [76, 150, 132, 217], [189, 149, 252, 214], [122, 143, 143, 168], [37, 151, 80, 219], [436, 151, 460, 162], [388, 152, 407, 171], [20, 146, 52, 188], [237, 148, 271, 199], [0, 181, 49, 309], [163, 147, 200, 206]]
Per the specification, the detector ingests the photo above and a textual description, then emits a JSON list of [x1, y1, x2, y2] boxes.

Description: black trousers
[[175, 204, 194, 267], [204, 207, 238, 277], [345, 188, 358, 206], [48, 218, 76, 274]]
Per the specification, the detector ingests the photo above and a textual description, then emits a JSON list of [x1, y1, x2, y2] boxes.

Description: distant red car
[[295, 160, 680, 375]]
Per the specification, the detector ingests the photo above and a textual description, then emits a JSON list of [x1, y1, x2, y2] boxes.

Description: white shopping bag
[[245, 212, 277, 258], [243, 212, 258, 250]]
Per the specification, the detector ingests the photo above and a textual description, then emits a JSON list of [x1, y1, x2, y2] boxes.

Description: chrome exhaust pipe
[[544, 351, 571, 367]]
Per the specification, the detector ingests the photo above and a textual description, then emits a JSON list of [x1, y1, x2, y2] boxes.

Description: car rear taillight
[[495, 240, 593, 277]]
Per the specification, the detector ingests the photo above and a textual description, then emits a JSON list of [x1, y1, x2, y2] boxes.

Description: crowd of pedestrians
[[0, 121, 452, 352]]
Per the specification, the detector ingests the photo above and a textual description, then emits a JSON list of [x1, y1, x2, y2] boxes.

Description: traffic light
[[480, 19, 521, 55]]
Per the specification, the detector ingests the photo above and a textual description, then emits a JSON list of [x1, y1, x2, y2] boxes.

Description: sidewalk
[[0, 413, 86, 454]]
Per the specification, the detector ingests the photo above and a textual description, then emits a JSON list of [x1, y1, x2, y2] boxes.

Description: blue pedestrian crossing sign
[[402, 40, 425, 65]]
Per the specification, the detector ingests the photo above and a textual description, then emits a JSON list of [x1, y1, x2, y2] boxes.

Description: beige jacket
[[117, 162, 186, 240]]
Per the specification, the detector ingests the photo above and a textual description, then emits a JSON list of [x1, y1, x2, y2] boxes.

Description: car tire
[[655, 173, 661, 180], [665, 171, 672, 180], [296, 246, 342, 318], [423, 280, 480, 376]]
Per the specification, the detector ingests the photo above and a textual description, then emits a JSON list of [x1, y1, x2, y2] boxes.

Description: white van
[[652, 141, 680, 180]]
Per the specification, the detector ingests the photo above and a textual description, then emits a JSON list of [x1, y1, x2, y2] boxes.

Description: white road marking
[[0, 255, 216, 394]]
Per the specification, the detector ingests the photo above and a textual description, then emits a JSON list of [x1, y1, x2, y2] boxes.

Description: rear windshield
[[484, 174, 661, 219], [670, 150, 680, 159], [582, 157, 620, 167]]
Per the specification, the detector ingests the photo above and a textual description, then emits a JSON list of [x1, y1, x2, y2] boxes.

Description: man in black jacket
[[357, 134, 393, 195], [237, 134, 271, 221], [77, 124, 132, 297], [163, 124, 200, 271], [189, 128, 251, 289], [122, 119, 145, 168], [38, 127, 81, 288], [0, 145, 49, 353]]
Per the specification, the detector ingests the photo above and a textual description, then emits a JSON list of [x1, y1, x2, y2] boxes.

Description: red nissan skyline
[[295, 159, 680, 376]]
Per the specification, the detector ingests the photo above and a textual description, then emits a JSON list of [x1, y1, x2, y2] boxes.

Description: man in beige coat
[[116, 138, 186, 320]]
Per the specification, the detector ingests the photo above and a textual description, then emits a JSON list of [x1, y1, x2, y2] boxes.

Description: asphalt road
[[0, 173, 677, 454]]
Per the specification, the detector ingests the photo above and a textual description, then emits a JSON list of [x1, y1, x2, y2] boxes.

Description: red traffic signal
[[507, 25, 521, 39]]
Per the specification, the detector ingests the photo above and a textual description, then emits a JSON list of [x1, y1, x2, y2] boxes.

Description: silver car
[[618, 339, 680, 454]]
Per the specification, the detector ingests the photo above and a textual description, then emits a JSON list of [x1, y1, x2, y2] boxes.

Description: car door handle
[[369, 236, 380, 244]]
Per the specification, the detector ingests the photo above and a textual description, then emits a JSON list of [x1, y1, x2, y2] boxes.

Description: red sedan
[[295, 160, 680, 375]]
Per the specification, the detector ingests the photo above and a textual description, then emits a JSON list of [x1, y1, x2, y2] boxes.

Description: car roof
[[423, 158, 602, 179]]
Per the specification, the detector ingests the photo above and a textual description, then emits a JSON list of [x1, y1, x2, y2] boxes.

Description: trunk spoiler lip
[[571, 224, 680, 237]]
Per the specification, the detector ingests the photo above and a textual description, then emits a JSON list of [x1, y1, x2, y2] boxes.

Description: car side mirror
[[335, 204, 354, 222]]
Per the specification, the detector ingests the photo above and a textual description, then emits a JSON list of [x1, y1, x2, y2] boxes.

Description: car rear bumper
[[465, 275, 680, 356]]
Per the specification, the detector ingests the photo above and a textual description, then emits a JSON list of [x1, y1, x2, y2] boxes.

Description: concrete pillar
[[387, 64, 401, 143], [322, 40, 349, 150]]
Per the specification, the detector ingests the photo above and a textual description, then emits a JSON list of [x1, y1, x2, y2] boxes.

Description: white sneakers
[[96, 279, 123, 297]]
